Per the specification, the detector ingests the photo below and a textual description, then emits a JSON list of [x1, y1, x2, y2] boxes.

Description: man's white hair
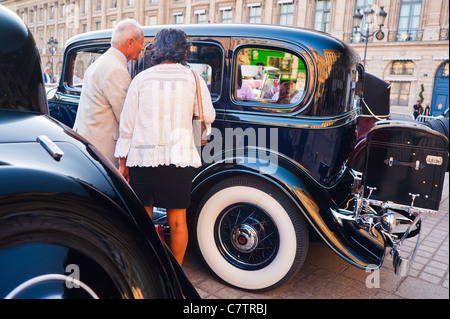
[[111, 18, 142, 47]]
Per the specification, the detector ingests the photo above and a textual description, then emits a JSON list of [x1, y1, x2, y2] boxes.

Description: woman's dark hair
[[147, 28, 189, 67]]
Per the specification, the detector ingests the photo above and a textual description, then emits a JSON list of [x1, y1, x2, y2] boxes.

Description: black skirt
[[129, 165, 194, 209]]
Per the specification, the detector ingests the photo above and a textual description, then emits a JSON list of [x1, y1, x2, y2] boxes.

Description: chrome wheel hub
[[232, 224, 259, 253]]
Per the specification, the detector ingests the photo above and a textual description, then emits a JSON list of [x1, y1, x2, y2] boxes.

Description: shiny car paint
[[45, 22, 448, 292], [0, 5, 199, 299]]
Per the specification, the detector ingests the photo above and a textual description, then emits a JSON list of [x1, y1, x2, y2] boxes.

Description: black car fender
[[0, 166, 186, 299], [191, 148, 386, 269]]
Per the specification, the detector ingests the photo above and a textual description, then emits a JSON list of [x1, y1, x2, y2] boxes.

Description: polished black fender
[[191, 148, 386, 269], [0, 166, 186, 299]]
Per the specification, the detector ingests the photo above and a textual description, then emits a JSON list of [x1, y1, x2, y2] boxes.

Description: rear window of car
[[143, 41, 224, 102], [232, 46, 307, 107]]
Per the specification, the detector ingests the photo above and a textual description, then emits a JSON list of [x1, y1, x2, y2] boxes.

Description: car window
[[65, 46, 109, 90], [233, 47, 307, 106], [143, 42, 223, 101]]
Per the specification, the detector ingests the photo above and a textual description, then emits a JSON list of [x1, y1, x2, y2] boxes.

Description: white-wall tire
[[194, 176, 309, 292]]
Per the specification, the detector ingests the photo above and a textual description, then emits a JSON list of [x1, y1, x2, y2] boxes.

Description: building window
[[49, 6, 55, 20], [38, 30, 44, 51], [173, 13, 184, 24], [390, 82, 411, 106], [49, 29, 54, 38], [82, 0, 88, 14], [352, 0, 373, 43], [60, 28, 65, 48], [279, 1, 294, 26], [61, 4, 66, 18], [314, 0, 331, 33], [196, 10, 207, 24], [390, 60, 414, 75], [96, 0, 102, 11], [248, 4, 261, 24], [397, 0, 422, 41], [127, 0, 135, 6], [150, 0, 158, 4], [39, 8, 44, 22], [29, 10, 34, 24], [221, 8, 232, 24], [442, 61, 449, 77], [110, 0, 117, 9]]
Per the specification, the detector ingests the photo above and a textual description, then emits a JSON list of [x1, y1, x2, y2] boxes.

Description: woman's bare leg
[[144, 198, 154, 219], [145, 206, 153, 219], [166, 208, 188, 265]]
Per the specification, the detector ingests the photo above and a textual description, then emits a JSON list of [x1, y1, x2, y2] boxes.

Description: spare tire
[[424, 117, 449, 172], [424, 117, 449, 138], [436, 118, 449, 138]]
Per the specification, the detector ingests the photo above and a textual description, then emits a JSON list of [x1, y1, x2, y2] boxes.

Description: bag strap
[[191, 70, 204, 121]]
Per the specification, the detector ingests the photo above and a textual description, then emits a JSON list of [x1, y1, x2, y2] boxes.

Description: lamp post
[[47, 37, 58, 81], [353, 5, 387, 67]]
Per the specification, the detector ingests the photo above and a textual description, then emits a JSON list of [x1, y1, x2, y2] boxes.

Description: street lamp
[[47, 37, 58, 81], [353, 5, 387, 67]]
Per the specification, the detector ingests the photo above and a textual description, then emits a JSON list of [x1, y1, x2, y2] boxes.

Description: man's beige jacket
[[73, 48, 131, 167]]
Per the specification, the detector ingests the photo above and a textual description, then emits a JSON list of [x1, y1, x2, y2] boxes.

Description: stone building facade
[[1, 0, 448, 115]]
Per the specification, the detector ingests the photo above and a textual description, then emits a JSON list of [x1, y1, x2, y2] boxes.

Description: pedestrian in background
[[413, 100, 421, 119], [73, 18, 144, 167], [424, 103, 431, 116], [43, 67, 51, 83], [115, 28, 215, 265]]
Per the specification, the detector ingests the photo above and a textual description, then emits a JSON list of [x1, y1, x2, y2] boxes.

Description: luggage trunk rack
[[335, 177, 437, 277]]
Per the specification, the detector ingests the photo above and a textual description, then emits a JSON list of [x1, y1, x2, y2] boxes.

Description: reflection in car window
[[143, 42, 223, 101], [68, 48, 108, 89], [234, 48, 306, 105]]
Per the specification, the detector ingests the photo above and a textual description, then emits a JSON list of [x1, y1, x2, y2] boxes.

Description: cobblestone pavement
[[183, 173, 449, 299]]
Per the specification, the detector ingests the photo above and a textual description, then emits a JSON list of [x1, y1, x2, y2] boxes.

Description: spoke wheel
[[215, 203, 279, 270], [194, 176, 309, 292]]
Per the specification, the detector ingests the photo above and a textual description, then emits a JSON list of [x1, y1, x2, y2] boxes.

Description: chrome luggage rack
[[334, 171, 437, 277]]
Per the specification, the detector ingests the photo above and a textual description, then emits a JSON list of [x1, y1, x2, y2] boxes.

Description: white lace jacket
[[114, 63, 215, 168]]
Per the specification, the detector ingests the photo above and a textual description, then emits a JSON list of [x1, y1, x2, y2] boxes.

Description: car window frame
[[230, 43, 309, 113], [60, 42, 111, 96]]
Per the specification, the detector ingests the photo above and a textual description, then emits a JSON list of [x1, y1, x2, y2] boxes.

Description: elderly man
[[73, 19, 144, 167], [43, 67, 52, 83]]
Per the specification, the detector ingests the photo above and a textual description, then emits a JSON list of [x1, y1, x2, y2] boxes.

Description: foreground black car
[[0, 5, 199, 299], [48, 19, 448, 293]]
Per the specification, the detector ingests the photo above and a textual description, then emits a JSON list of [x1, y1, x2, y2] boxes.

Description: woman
[[115, 28, 215, 265]]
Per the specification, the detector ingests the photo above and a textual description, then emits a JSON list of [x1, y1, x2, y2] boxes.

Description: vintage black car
[[0, 5, 199, 299], [46, 22, 449, 293]]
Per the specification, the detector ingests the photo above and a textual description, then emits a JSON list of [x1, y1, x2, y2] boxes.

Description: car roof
[[66, 23, 347, 54]]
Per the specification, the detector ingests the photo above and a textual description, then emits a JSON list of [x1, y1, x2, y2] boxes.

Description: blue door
[[431, 61, 449, 116]]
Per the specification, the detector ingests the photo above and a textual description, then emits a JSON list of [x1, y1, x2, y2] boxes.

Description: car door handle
[[37, 135, 64, 161]]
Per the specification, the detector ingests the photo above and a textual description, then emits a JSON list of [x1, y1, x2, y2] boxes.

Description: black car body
[[46, 22, 448, 292], [0, 5, 199, 299]]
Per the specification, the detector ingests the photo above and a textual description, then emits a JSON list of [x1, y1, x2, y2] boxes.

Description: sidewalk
[[183, 172, 449, 299]]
